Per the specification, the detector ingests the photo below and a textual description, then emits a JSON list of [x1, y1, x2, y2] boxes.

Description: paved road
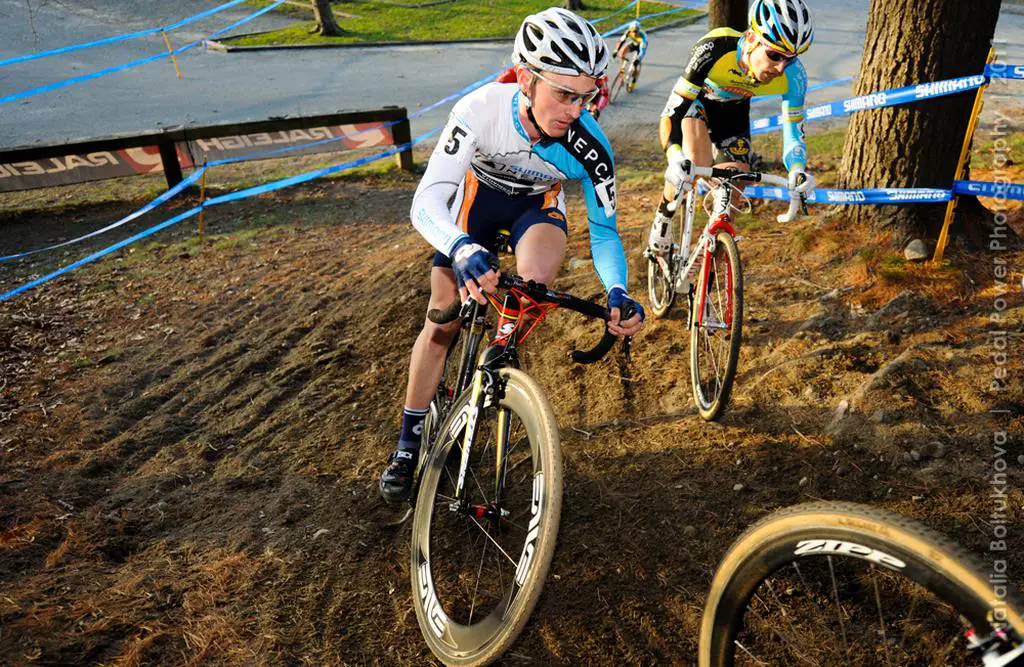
[[0, 0, 1021, 152]]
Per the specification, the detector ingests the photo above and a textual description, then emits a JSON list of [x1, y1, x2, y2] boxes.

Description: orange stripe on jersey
[[542, 182, 562, 210], [457, 169, 479, 232]]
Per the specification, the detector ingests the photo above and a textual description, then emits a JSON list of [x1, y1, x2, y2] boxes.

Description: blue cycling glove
[[608, 286, 645, 322], [450, 236, 496, 288]]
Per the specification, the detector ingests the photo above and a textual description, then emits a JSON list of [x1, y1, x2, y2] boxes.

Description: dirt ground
[[1, 124, 1023, 666]]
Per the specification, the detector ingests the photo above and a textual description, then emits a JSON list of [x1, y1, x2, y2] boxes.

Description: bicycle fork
[[691, 219, 738, 332], [450, 364, 511, 524]]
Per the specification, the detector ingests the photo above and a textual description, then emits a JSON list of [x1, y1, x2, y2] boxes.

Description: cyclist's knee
[[424, 318, 459, 347]]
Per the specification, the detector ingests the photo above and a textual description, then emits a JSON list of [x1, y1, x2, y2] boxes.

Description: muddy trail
[[1, 128, 1022, 665]]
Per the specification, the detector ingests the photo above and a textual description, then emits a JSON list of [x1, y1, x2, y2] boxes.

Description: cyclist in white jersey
[[380, 8, 645, 504]]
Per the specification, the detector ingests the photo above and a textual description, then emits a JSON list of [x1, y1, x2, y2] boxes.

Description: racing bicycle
[[409, 267, 633, 666], [609, 50, 641, 103], [700, 501, 1024, 666], [644, 165, 805, 421]]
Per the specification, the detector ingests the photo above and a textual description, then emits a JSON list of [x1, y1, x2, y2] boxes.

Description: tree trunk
[[563, 0, 585, 10], [312, 0, 345, 36], [708, 0, 748, 31], [836, 0, 1001, 246]]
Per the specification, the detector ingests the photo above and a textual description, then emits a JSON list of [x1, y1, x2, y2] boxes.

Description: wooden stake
[[162, 30, 183, 80], [932, 47, 995, 263]]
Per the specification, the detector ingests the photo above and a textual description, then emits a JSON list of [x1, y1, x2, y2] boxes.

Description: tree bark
[[708, 0, 748, 31], [312, 0, 345, 36], [563, 0, 585, 10], [836, 0, 1001, 246]]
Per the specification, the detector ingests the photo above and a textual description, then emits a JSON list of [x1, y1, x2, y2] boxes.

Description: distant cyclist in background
[[615, 19, 648, 92], [649, 0, 817, 254], [379, 7, 644, 504], [586, 74, 610, 120]]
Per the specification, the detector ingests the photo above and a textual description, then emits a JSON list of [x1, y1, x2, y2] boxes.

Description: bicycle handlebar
[[667, 164, 807, 223], [425, 273, 631, 364], [427, 298, 464, 325]]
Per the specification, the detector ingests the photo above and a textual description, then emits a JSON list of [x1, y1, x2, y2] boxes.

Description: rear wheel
[[700, 501, 1024, 667], [689, 231, 742, 421], [411, 368, 562, 666]]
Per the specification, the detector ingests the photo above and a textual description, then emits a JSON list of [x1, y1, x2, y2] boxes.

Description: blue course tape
[[750, 73, 988, 135], [0, 169, 206, 262], [0, 51, 171, 105], [0, 128, 442, 303], [163, 0, 251, 31], [744, 185, 952, 204], [0, 0, 250, 69], [0, 0, 286, 105], [0, 28, 161, 68], [177, 0, 287, 54], [954, 180, 1024, 201], [0, 206, 201, 303], [986, 64, 1024, 80], [604, 1, 705, 36], [591, 0, 639, 24]]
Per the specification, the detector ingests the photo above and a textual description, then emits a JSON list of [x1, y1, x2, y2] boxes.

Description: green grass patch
[[98, 348, 125, 364], [231, 0, 697, 46], [857, 246, 879, 264], [793, 226, 816, 251], [878, 254, 909, 283], [70, 356, 94, 370]]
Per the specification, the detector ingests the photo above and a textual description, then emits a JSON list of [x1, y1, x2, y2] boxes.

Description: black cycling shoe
[[379, 449, 418, 505]]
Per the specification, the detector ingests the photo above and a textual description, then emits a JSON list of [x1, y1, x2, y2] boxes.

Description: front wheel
[[700, 501, 1024, 667], [410, 368, 562, 666], [609, 69, 625, 103], [646, 250, 676, 319], [690, 231, 742, 421]]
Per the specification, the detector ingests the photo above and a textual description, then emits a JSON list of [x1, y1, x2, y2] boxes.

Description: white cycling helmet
[[513, 8, 609, 78], [749, 0, 814, 56], [628, 20, 641, 32]]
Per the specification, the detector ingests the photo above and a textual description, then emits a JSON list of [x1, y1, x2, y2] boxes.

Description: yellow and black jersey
[[661, 28, 808, 170]]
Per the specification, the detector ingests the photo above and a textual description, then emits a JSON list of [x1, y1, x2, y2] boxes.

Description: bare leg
[[403, 267, 461, 411], [514, 224, 567, 285]]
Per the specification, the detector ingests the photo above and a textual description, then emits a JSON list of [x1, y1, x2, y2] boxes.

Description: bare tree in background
[[708, 0, 748, 30], [312, 0, 344, 36], [836, 0, 1004, 245]]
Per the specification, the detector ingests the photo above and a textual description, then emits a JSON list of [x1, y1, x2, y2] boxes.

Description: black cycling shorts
[[432, 172, 569, 269], [684, 97, 754, 164]]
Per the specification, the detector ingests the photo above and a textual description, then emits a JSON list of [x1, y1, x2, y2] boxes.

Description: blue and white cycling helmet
[[749, 0, 814, 56], [628, 19, 641, 32], [513, 7, 609, 78]]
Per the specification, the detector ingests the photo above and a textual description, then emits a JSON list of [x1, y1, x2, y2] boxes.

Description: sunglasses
[[761, 40, 797, 65], [531, 69, 601, 107]]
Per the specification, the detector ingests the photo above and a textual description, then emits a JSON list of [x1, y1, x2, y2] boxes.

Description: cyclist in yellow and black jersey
[[614, 20, 649, 90], [648, 0, 817, 253]]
